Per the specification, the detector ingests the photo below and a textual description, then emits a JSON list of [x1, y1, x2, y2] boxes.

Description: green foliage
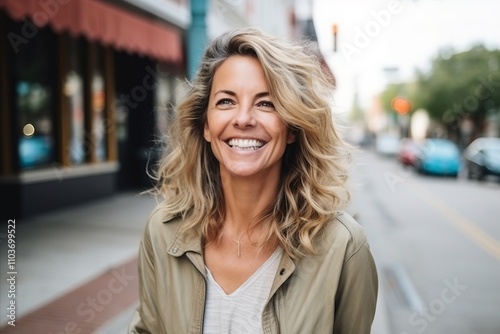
[[414, 45, 500, 126], [380, 45, 500, 133], [380, 83, 401, 113]]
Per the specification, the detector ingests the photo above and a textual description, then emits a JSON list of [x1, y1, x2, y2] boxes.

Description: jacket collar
[[165, 217, 208, 276], [165, 217, 203, 257]]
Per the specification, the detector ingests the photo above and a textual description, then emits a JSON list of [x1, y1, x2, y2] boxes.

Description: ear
[[203, 122, 211, 142], [286, 130, 297, 144]]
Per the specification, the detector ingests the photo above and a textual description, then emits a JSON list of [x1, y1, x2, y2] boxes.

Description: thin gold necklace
[[231, 231, 247, 257]]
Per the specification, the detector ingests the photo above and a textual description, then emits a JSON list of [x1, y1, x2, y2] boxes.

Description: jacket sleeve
[[333, 240, 378, 333], [128, 221, 160, 334]]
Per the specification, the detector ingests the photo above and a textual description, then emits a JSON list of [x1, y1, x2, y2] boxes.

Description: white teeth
[[228, 139, 264, 149]]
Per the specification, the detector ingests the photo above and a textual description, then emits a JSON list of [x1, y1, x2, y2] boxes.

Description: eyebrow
[[214, 90, 270, 99]]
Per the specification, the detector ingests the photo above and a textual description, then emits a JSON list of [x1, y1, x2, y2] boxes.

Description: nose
[[232, 102, 256, 128]]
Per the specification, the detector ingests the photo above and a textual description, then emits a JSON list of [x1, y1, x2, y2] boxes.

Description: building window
[[63, 36, 86, 165], [155, 68, 172, 138], [91, 45, 108, 162], [11, 24, 57, 169]]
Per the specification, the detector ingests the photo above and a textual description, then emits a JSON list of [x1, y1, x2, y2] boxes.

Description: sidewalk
[[0, 190, 391, 333], [0, 192, 156, 333]]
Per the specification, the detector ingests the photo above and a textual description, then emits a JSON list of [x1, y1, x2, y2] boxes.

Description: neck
[[220, 174, 280, 234]]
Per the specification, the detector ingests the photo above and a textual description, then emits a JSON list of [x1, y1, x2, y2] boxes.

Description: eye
[[215, 98, 234, 108], [257, 100, 275, 109]]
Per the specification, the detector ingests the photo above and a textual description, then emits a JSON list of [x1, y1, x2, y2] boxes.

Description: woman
[[129, 27, 378, 333]]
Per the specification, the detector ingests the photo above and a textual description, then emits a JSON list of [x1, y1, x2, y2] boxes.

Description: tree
[[413, 45, 500, 142]]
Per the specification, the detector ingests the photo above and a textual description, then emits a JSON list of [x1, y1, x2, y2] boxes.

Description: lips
[[227, 138, 266, 150]]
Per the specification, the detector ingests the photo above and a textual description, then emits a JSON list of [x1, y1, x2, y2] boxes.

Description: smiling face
[[203, 55, 296, 181]]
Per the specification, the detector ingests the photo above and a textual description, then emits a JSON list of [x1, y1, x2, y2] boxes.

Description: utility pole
[[188, 0, 208, 80]]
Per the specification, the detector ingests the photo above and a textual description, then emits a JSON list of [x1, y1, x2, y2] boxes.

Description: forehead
[[212, 55, 269, 89]]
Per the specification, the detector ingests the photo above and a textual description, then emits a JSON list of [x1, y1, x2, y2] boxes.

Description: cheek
[[268, 118, 291, 142]]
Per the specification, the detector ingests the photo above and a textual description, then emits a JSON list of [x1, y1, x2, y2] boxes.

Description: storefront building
[[0, 0, 188, 218]]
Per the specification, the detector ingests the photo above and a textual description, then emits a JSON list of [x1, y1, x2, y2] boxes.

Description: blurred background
[[0, 0, 499, 333]]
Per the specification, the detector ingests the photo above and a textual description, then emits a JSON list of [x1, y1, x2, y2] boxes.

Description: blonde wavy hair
[[153, 27, 351, 259]]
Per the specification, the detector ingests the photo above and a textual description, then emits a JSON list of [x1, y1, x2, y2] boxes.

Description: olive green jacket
[[128, 207, 378, 334]]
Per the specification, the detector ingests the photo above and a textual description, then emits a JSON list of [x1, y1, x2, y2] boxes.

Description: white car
[[375, 134, 400, 156]]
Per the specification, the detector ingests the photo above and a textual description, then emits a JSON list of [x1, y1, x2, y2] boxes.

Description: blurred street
[[350, 149, 500, 334]]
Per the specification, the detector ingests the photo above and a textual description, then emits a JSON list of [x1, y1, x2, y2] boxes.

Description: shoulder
[[334, 211, 368, 247], [322, 211, 369, 262], [143, 202, 183, 244]]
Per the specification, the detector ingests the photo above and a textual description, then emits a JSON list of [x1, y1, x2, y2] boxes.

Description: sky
[[312, 0, 500, 114]]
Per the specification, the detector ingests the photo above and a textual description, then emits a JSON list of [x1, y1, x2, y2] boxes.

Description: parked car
[[398, 138, 421, 167], [463, 137, 500, 180], [375, 134, 400, 157], [416, 138, 461, 177]]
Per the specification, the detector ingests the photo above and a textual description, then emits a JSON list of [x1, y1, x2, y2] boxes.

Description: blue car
[[416, 138, 461, 177]]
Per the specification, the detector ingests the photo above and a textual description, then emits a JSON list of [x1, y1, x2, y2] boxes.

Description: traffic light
[[391, 96, 412, 115], [332, 23, 338, 52]]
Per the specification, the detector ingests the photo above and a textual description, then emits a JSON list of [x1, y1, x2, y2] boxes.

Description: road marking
[[384, 265, 426, 313], [410, 181, 500, 261]]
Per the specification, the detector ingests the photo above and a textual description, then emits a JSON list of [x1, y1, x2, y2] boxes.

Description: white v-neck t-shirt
[[203, 247, 283, 334]]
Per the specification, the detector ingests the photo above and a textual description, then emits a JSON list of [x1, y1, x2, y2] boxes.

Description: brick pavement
[[0, 257, 138, 334]]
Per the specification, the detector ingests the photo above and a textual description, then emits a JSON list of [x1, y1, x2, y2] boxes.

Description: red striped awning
[[0, 0, 183, 64]]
